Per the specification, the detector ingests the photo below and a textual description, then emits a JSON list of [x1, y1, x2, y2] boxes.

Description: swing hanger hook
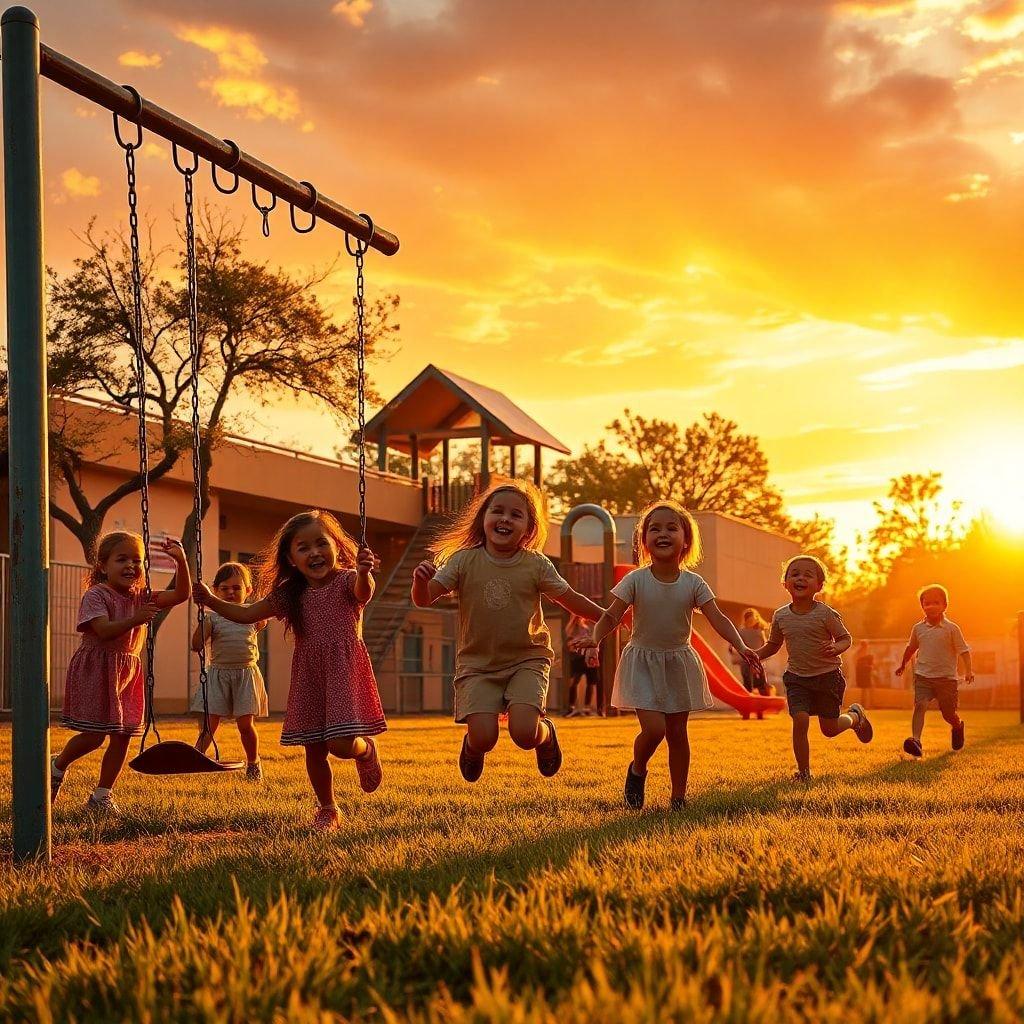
[[211, 139, 241, 194], [251, 182, 277, 237], [171, 143, 200, 176], [113, 84, 144, 150], [345, 213, 375, 257], [289, 180, 318, 234]]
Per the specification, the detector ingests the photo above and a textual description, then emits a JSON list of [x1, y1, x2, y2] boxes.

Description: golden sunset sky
[[23, 0, 1024, 552]]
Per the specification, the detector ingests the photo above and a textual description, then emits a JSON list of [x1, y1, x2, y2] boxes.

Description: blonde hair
[[85, 531, 145, 592], [917, 583, 949, 606], [212, 561, 253, 591], [742, 607, 769, 631], [634, 500, 702, 568], [782, 554, 827, 586], [431, 479, 548, 565]]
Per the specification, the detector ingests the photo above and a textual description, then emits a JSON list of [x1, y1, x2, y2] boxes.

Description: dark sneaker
[[355, 738, 383, 793], [951, 720, 965, 751], [848, 703, 873, 743], [669, 797, 686, 812], [459, 734, 485, 783], [50, 757, 64, 804], [245, 760, 263, 783], [793, 768, 813, 783], [903, 737, 923, 758], [536, 718, 562, 777], [624, 762, 647, 809]]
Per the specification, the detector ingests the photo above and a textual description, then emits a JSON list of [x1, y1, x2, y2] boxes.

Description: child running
[[51, 531, 191, 815], [195, 510, 384, 831], [411, 480, 603, 782], [753, 554, 872, 781], [895, 583, 973, 758], [191, 561, 268, 781], [574, 500, 761, 811]]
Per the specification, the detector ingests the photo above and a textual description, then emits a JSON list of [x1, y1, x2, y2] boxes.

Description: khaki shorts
[[454, 661, 550, 722], [914, 675, 959, 717]]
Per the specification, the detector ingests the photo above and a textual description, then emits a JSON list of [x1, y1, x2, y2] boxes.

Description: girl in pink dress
[[51, 531, 191, 815], [195, 509, 385, 831]]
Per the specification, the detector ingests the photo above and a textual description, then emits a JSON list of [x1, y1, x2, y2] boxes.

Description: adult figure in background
[[565, 613, 603, 716], [730, 608, 769, 693]]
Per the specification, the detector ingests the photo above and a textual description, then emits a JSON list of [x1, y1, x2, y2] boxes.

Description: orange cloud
[[332, 0, 373, 28], [60, 167, 101, 199], [963, 0, 1024, 40], [118, 50, 163, 69]]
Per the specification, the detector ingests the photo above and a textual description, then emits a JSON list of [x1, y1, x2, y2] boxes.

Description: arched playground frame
[[1, 6, 400, 862]]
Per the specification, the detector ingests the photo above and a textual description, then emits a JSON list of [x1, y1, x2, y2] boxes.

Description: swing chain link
[[181, 154, 220, 762], [346, 214, 373, 549], [118, 110, 160, 751]]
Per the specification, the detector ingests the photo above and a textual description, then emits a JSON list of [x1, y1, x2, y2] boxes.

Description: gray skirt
[[189, 665, 268, 718], [611, 643, 713, 714]]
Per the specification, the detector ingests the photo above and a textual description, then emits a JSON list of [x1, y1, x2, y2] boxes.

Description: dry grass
[[2, 710, 1023, 1022]]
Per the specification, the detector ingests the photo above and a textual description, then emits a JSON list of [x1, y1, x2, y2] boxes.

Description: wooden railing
[[422, 475, 481, 515]]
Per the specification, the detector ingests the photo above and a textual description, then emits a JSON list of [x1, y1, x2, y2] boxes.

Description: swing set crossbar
[[38, 43, 400, 256]]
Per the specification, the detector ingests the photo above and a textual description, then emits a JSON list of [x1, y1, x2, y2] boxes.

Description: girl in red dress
[[195, 509, 385, 831], [51, 531, 191, 815]]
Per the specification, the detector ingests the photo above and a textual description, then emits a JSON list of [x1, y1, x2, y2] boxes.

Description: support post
[[480, 423, 491, 488], [410, 434, 420, 480], [442, 438, 450, 510], [3, 5, 51, 863], [533, 444, 542, 487], [376, 426, 388, 472], [509, 444, 517, 479]]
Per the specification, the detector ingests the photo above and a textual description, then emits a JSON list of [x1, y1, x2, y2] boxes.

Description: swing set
[[2, 6, 400, 861]]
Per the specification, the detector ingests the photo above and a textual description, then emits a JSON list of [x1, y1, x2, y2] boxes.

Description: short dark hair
[[917, 583, 949, 606], [782, 554, 826, 586]]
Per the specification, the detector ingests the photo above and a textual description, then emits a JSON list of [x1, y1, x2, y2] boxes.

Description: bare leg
[[54, 731, 106, 772], [326, 736, 368, 760], [911, 702, 928, 741], [633, 709, 667, 775], [195, 714, 222, 754], [305, 742, 334, 806], [465, 712, 500, 754], [97, 733, 132, 790], [565, 673, 581, 712], [664, 712, 691, 801], [819, 712, 855, 738], [236, 715, 260, 763], [792, 713, 811, 774], [939, 704, 961, 728], [508, 703, 547, 750]]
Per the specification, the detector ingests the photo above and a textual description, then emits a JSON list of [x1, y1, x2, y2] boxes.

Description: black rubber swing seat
[[128, 740, 244, 776]]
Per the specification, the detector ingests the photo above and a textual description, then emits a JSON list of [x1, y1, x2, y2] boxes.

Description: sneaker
[[50, 757, 64, 804], [848, 703, 873, 743], [84, 793, 119, 818], [903, 737, 923, 758], [563, 707, 577, 718], [624, 762, 647, 809], [536, 718, 562, 777], [793, 768, 813, 783], [312, 805, 339, 832], [951, 719, 965, 751], [245, 760, 263, 783], [459, 734, 485, 783], [355, 738, 383, 793], [669, 797, 687, 812]]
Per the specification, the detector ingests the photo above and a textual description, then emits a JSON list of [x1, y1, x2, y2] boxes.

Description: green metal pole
[[3, 5, 51, 863]]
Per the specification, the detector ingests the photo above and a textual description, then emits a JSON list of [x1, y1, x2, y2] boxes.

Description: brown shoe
[[355, 737, 383, 793], [459, 733, 485, 783], [312, 805, 339, 831]]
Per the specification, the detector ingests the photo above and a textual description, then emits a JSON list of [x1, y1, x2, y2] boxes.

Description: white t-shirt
[[911, 618, 969, 679], [610, 567, 714, 651]]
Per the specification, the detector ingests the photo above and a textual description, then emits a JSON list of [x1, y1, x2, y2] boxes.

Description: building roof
[[363, 365, 571, 455]]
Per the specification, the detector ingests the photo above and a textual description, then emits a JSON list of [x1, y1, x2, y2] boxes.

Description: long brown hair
[[633, 500, 703, 569], [84, 531, 145, 592], [254, 510, 358, 636], [431, 479, 548, 565]]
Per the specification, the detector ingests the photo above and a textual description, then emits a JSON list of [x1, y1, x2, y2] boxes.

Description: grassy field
[[2, 710, 1024, 1022]]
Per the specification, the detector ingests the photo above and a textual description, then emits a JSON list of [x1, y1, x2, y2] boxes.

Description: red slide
[[691, 631, 786, 720]]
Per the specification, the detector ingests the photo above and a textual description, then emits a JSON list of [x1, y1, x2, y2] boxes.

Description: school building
[[1, 364, 1016, 718]]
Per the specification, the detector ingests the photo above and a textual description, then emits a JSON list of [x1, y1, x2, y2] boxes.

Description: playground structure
[[2, 6, 399, 861], [561, 503, 785, 719]]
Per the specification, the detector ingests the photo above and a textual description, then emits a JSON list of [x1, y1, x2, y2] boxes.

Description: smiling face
[[214, 572, 250, 604], [483, 490, 532, 554], [783, 557, 825, 601], [101, 538, 145, 592], [643, 507, 687, 564], [920, 590, 947, 623], [288, 521, 340, 584]]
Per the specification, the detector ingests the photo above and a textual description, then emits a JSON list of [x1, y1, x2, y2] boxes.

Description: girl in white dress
[[574, 500, 761, 810]]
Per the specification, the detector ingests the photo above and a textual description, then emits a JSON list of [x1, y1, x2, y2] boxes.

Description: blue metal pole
[[3, 5, 51, 863]]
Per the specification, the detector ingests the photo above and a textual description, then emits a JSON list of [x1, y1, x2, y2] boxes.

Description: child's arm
[[151, 539, 192, 609], [354, 547, 376, 605], [411, 561, 452, 607], [191, 616, 213, 653], [960, 650, 975, 684], [822, 608, 852, 658], [894, 634, 919, 677], [195, 580, 275, 624], [701, 600, 762, 671], [88, 602, 160, 642], [549, 586, 605, 622], [572, 597, 630, 652]]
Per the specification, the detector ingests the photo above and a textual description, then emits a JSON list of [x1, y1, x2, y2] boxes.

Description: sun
[[954, 436, 1024, 538]]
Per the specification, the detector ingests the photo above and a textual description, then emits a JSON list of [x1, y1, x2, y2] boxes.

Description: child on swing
[[191, 561, 268, 782], [195, 510, 385, 831], [51, 531, 191, 815], [411, 479, 604, 782], [573, 500, 761, 810]]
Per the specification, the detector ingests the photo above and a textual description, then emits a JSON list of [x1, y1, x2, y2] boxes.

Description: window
[[400, 627, 424, 713]]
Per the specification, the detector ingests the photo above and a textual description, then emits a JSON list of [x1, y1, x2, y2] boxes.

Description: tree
[[3, 207, 398, 565]]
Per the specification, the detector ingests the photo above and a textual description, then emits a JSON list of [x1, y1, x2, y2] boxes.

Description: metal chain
[[181, 161, 220, 761], [346, 215, 373, 550], [119, 129, 160, 751]]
